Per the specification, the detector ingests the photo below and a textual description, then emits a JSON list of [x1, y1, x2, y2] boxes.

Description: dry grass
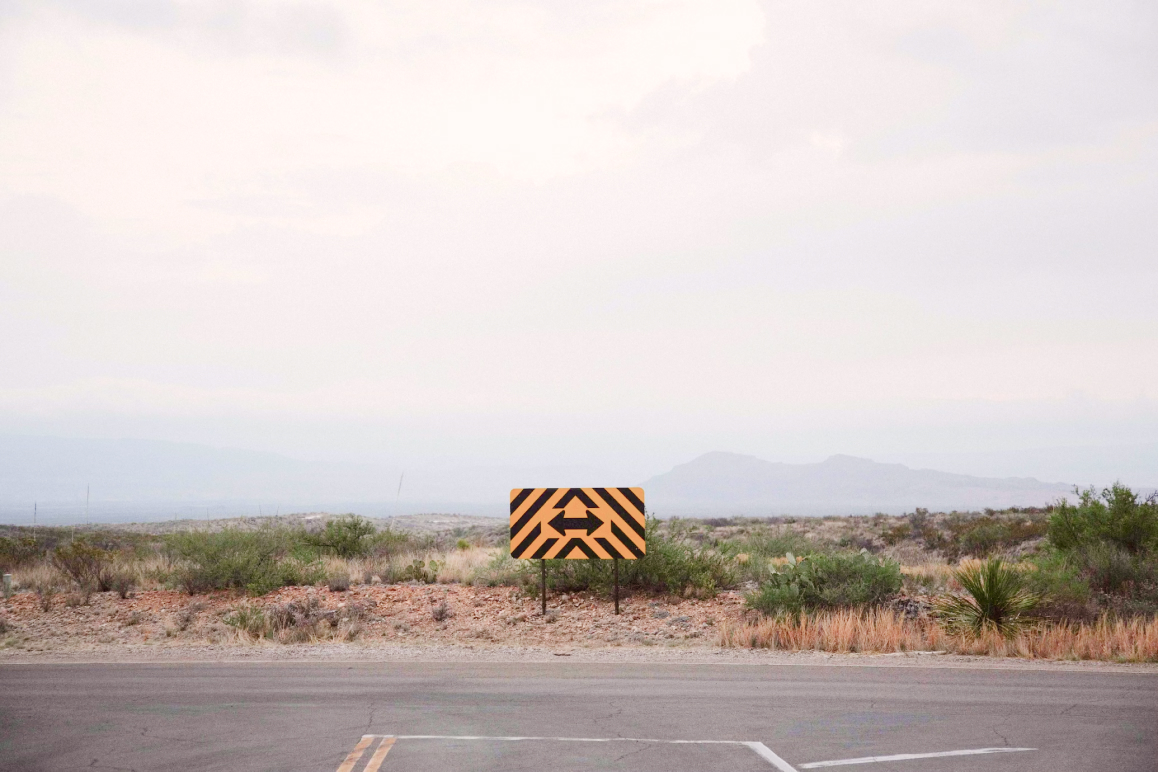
[[437, 546, 501, 583], [10, 563, 68, 592], [899, 562, 955, 594], [317, 546, 502, 586], [719, 609, 1158, 662]]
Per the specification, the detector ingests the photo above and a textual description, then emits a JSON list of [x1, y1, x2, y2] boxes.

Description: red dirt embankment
[[0, 584, 743, 654]]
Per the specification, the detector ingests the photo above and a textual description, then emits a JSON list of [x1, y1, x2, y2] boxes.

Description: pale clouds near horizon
[[0, 0, 1156, 473]]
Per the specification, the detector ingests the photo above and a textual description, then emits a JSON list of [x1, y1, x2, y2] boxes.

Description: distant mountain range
[[642, 452, 1074, 516], [0, 435, 1130, 524]]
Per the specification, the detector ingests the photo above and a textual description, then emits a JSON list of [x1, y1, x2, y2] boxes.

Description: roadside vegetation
[[2, 485, 1156, 661]]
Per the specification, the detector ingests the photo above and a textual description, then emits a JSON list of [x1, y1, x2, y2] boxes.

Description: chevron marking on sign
[[509, 487, 646, 560]]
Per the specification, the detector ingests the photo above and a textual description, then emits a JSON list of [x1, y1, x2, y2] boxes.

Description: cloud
[[0, 0, 765, 241], [0, 1, 1155, 473]]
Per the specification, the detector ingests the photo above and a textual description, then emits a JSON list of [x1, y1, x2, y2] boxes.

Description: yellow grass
[[323, 546, 502, 585], [436, 546, 501, 583], [10, 563, 68, 592], [718, 609, 1158, 662]]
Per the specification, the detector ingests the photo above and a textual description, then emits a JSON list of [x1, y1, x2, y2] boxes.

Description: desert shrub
[[367, 527, 417, 558], [64, 588, 91, 607], [747, 552, 902, 616], [0, 614, 10, 634], [881, 524, 911, 546], [901, 567, 947, 594], [739, 529, 823, 560], [431, 599, 452, 621], [35, 585, 56, 611], [260, 595, 365, 643], [469, 552, 523, 587], [958, 521, 1008, 557], [51, 538, 114, 591], [175, 601, 204, 631], [226, 597, 338, 642], [223, 604, 269, 638], [302, 515, 377, 558], [935, 558, 1038, 637], [1026, 550, 1093, 621], [105, 566, 136, 599], [1082, 542, 1138, 594], [167, 528, 324, 596], [1049, 484, 1158, 556], [536, 520, 735, 597], [0, 535, 46, 572], [934, 514, 1048, 560], [327, 570, 351, 592]]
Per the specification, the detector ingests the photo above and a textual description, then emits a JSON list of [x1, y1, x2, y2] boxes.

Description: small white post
[[2, 573, 12, 597]]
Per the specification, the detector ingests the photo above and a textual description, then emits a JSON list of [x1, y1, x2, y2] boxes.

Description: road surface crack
[[364, 702, 377, 735], [612, 741, 653, 764], [88, 759, 138, 772], [598, 700, 625, 738]]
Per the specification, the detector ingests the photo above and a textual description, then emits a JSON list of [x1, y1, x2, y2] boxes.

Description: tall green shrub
[[746, 551, 902, 616], [302, 515, 377, 558], [167, 528, 324, 596], [528, 518, 736, 597], [1048, 484, 1158, 555]]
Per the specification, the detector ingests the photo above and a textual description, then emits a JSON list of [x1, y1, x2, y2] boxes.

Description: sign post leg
[[614, 558, 620, 615], [540, 559, 547, 615]]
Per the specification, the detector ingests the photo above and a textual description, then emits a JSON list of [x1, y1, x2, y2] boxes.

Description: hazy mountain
[[0, 437, 1110, 525], [643, 452, 1075, 516]]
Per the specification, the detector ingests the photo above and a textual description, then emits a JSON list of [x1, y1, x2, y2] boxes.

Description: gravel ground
[[0, 583, 740, 652], [4, 584, 1156, 673]]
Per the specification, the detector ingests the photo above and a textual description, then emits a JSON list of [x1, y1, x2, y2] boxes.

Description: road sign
[[509, 487, 645, 560]]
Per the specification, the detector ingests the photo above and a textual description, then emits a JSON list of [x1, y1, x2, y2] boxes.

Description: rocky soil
[[0, 583, 742, 655]]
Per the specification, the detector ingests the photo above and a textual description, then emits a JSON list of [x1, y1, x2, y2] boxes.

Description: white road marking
[[359, 734, 800, 770], [798, 747, 1037, 768], [746, 742, 801, 772]]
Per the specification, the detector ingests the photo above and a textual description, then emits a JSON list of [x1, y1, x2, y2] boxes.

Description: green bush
[[1049, 484, 1158, 556], [935, 558, 1038, 637], [223, 604, 269, 638], [746, 551, 902, 616], [105, 566, 136, 599], [167, 528, 324, 596], [958, 522, 1008, 557], [881, 523, 911, 546], [367, 527, 418, 558], [1082, 542, 1138, 594], [51, 539, 115, 591], [522, 518, 736, 598], [724, 528, 825, 584], [1026, 550, 1092, 621], [937, 515, 1048, 560], [302, 515, 377, 558], [0, 536, 46, 573], [469, 553, 523, 587]]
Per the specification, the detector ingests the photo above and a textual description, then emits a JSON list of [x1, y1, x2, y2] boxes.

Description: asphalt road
[[0, 661, 1154, 772]]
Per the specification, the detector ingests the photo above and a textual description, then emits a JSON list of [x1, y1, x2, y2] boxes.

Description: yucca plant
[[936, 558, 1038, 637]]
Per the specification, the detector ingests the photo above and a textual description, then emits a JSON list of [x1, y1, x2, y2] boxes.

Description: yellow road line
[[335, 734, 375, 772], [362, 737, 397, 772]]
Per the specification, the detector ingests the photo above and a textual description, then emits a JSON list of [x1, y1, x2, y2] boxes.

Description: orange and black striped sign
[[509, 487, 646, 560]]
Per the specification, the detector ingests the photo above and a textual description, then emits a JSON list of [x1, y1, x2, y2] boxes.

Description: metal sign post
[[540, 559, 547, 615], [614, 558, 620, 615]]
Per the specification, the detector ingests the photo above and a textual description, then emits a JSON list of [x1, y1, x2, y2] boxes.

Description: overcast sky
[[1, 0, 1156, 480]]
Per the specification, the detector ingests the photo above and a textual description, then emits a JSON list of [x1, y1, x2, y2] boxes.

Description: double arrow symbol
[[548, 509, 603, 536]]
